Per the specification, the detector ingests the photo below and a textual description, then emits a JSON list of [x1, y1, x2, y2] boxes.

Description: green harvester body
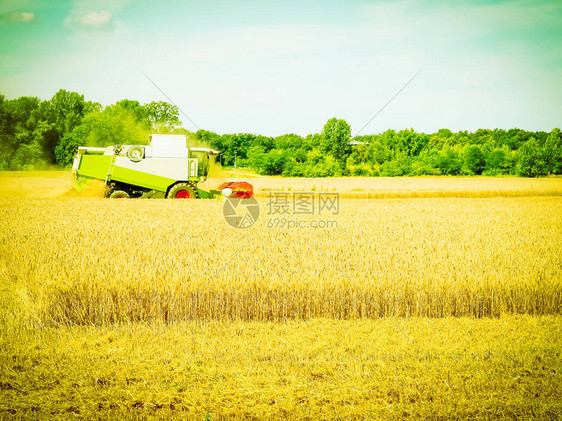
[[72, 134, 220, 198]]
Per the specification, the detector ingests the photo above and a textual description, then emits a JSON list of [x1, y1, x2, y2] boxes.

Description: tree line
[[198, 120, 561, 178], [0, 90, 182, 170], [1, 90, 561, 177]]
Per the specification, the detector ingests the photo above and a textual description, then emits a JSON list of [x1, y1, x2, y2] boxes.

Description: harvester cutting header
[[72, 134, 253, 199]]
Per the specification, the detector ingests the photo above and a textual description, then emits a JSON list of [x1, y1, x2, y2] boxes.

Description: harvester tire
[[167, 183, 198, 199], [127, 146, 144, 162], [109, 190, 130, 199]]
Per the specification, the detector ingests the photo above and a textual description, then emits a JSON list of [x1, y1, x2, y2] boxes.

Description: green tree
[[38, 90, 86, 163], [218, 133, 255, 166], [434, 147, 462, 175], [262, 149, 288, 175], [85, 107, 148, 147], [544, 128, 562, 174], [320, 118, 351, 165], [380, 152, 411, 176], [274, 134, 302, 150], [463, 145, 486, 175], [282, 157, 306, 177], [472, 129, 493, 145], [195, 129, 220, 150], [380, 160, 404, 177], [55, 125, 91, 167], [377, 130, 396, 158], [484, 148, 506, 175], [409, 153, 439, 176], [42, 90, 85, 136], [516, 137, 548, 177], [0, 96, 41, 150], [115, 99, 146, 123], [396, 128, 428, 156], [52, 104, 150, 166], [505, 128, 531, 150], [348, 143, 372, 165], [368, 140, 389, 165], [145, 101, 181, 131]]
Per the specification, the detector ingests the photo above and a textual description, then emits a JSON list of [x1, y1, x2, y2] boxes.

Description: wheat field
[[1, 173, 561, 419], [1, 196, 561, 325]]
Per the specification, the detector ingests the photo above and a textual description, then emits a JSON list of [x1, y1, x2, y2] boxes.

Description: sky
[[0, 0, 561, 137]]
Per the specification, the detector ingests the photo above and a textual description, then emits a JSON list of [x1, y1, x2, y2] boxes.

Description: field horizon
[[2, 170, 562, 199]]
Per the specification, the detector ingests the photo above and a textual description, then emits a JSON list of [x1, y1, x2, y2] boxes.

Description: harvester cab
[[72, 134, 221, 199]]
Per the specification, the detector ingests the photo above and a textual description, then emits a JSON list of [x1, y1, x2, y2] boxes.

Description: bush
[[434, 148, 462, 175], [484, 148, 506, 175], [380, 160, 404, 177], [516, 138, 548, 177], [349, 164, 372, 176], [463, 145, 486, 175], [11, 141, 46, 170], [282, 158, 303, 177], [409, 156, 439, 176]]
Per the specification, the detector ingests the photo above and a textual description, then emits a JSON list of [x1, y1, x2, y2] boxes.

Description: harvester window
[[190, 151, 209, 176]]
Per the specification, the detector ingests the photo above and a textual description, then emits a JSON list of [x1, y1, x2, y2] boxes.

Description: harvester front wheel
[[167, 183, 198, 199], [109, 190, 130, 199]]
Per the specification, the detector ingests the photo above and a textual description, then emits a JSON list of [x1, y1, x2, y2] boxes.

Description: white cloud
[[64, 10, 113, 29], [1, 11, 34, 23]]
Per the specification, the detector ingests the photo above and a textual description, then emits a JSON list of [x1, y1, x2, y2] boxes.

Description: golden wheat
[[2, 174, 562, 419], [1, 194, 560, 326]]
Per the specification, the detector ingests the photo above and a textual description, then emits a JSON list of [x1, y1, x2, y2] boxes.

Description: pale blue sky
[[1, 0, 560, 136]]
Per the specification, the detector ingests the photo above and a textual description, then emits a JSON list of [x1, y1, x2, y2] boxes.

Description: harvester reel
[[167, 183, 198, 199], [127, 146, 144, 162], [109, 190, 130, 199]]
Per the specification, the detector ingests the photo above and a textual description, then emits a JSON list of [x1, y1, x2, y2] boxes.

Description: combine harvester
[[72, 134, 254, 199]]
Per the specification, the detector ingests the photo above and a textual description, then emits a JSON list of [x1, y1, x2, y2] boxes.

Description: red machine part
[[218, 181, 254, 199]]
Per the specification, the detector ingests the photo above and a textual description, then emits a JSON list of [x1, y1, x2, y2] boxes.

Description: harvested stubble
[[2, 316, 561, 419]]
